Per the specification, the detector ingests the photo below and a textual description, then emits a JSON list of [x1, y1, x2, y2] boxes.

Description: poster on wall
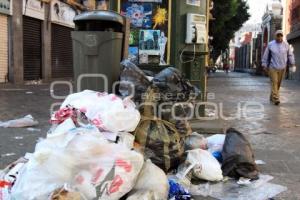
[[186, 0, 201, 7], [51, 0, 76, 28], [121, 2, 153, 28], [129, 29, 140, 46], [139, 53, 148, 64], [23, 0, 45, 20], [0, 0, 12, 15], [152, 6, 168, 29], [128, 46, 139, 64], [120, 0, 169, 65], [139, 29, 160, 55]]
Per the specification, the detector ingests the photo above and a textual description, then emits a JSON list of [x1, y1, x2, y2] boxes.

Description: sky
[[246, 0, 270, 24]]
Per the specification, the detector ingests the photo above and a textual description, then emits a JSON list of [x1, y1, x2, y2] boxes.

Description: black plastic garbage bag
[[221, 128, 259, 180], [142, 69, 156, 77], [119, 60, 151, 101], [152, 67, 200, 102]]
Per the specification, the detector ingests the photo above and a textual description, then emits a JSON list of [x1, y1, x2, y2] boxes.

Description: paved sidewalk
[[207, 72, 300, 200]]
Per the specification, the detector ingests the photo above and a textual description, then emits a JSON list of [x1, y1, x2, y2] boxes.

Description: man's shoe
[[274, 100, 280, 105]]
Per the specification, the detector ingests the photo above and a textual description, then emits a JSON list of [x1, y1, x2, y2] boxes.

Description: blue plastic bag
[[168, 179, 191, 200], [212, 151, 223, 163]]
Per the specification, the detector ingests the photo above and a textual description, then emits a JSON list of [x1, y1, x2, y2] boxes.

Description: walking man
[[262, 30, 296, 105]]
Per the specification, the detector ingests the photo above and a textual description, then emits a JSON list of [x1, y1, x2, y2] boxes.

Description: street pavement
[[0, 72, 300, 199]]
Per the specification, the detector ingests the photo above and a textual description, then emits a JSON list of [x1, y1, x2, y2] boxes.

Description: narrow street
[[1, 72, 300, 199]]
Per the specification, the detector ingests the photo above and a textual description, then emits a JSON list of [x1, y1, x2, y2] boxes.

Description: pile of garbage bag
[[0, 61, 286, 200], [120, 61, 198, 172], [0, 90, 171, 200]]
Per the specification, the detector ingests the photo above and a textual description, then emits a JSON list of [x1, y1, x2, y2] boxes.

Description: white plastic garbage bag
[[206, 134, 226, 153], [177, 149, 223, 182], [11, 126, 144, 200], [0, 115, 38, 128], [0, 158, 28, 200], [58, 90, 140, 133], [129, 160, 169, 200], [10, 147, 77, 200], [45, 118, 77, 148], [83, 150, 143, 200], [0, 157, 28, 180], [116, 132, 135, 149], [100, 131, 134, 149], [0, 183, 11, 200], [62, 127, 144, 200], [68, 133, 144, 200], [73, 171, 97, 199]]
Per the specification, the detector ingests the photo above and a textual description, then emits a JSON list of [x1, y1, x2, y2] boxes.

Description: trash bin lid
[[74, 10, 124, 26]]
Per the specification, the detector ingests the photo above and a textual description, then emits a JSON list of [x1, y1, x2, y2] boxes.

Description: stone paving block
[[189, 119, 228, 134], [258, 160, 290, 174], [285, 161, 300, 174], [254, 149, 296, 161]]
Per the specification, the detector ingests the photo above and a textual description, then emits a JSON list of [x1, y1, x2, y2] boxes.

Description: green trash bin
[[72, 10, 125, 93]]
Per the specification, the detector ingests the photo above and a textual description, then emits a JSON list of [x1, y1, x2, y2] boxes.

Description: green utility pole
[[170, 0, 209, 116]]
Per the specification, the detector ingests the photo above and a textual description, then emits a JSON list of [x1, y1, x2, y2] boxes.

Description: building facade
[[233, 24, 262, 73], [261, 0, 283, 56], [0, 0, 11, 83], [0, 0, 91, 84], [234, 32, 253, 73], [286, 0, 300, 81]]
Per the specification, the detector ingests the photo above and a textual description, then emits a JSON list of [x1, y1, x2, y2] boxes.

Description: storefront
[[287, 0, 300, 81], [0, 0, 11, 83], [50, 0, 75, 78], [22, 0, 45, 80]]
